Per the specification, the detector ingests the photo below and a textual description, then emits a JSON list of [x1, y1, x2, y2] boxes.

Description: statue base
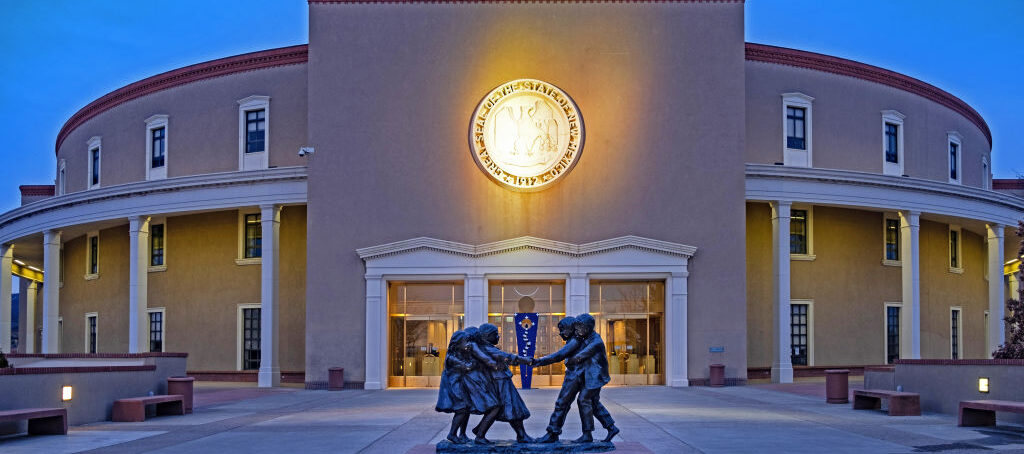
[[436, 440, 615, 453]]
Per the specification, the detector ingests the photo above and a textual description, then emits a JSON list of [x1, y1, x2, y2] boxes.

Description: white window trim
[[147, 307, 166, 353], [947, 131, 962, 185], [237, 95, 270, 171], [883, 302, 903, 364], [790, 205, 815, 261], [84, 231, 99, 280], [236, 209, 262, 265], [782, 92, 814, 168], [145, 115, 169, 181], [84, 312, 98, 353], [949, 224, 964, 274], [791, 299, 814, 366], [982, 156, 991, 190], [149, 217, 167, 272], [881, 110, 906, 176], [236, 303, 261, 371], [86, 136, 101, 189], [882, 213, 902, 266], [950, 306, 962, 359], [57, 160, 66, 196]]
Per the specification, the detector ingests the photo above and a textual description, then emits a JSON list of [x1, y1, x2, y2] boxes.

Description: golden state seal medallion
[[470, 79, 584, 191]]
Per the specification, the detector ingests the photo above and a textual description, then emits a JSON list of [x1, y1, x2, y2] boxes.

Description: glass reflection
[[388, 282, 464, 387], [488, 281, 567, 386], [590, 281, 665, 385]]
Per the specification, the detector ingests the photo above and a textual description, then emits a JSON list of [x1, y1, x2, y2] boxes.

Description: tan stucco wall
[[745, 61, 991, 187], [306, 2, 748, 384], [57, 207, 306, 371], [56, 64, 308, 192], [747, 203, 992, 368]]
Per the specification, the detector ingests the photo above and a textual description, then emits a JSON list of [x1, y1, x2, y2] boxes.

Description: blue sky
[[0, 0, 1021, 213]]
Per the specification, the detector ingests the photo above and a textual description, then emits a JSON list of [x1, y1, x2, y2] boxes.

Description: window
[[886, 304, 901, 364], [151, 127, 166, 167], [85, 232, 99, 279], [789, 208, 813, 258], [881, 110, 905, 176], [148, 309, 164, 353], [150, 224, 165, 267], [57, 160, 66, 196], [790, 302, 812, 366], [145, 115, 169, 180], [240, 306, 261, 370], [950, 307, 961, 359], [237, 95, 270, 171], [782, 93, 813, 167], [244, 214, 261, 259], [982, 156, 991, 190], [947, 131, 962, 184], [87, 136, 101, 189], [949, 225, 962, 272], [85, 313, 98, 353], [884, 216, 901, 263]]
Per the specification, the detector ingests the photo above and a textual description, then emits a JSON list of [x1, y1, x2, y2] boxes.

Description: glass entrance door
[[591, 281, 665, 385], [388, 282, 464, 387], [488, 280, 566, 387]]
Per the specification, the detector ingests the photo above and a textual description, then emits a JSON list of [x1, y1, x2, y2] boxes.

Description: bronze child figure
[[563, 314, 615, 443], [472, 323, 536, 444], [435, 330, 499, 443]]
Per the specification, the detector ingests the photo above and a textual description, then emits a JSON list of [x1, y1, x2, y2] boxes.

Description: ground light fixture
[[978, 377, 990, 393], [62, 385, 73, 401]]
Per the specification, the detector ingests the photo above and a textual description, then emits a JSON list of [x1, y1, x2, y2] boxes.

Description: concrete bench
[[852, 389, 920, 416], [959, 400, 1024, 427], [0, 407, 68, 435], [112, 394, 185, 422]]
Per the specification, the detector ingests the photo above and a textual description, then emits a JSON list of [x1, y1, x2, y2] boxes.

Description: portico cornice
[[356, 235, 698, 261]]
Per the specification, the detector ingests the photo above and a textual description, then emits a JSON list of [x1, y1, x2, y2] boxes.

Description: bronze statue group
[[435, 314, 619, 445]]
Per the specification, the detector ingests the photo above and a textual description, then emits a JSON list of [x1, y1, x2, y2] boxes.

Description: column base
[[771, 365, 793, 384], [258, 367, 281, 387]]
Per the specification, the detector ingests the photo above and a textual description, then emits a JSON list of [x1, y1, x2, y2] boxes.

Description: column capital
[[128, 215, 151, 233], [987, 224, 1005, 239], [43, 230, 61, 244], [770, 201, 792, 220]]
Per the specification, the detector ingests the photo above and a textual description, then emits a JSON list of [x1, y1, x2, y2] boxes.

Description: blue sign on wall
[[514, 312, 539, 389]]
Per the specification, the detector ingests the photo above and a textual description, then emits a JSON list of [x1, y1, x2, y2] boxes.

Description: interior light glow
[[13, 259, 25, 265], [978, 377, 990, 393], [62, 385, 73, 401]]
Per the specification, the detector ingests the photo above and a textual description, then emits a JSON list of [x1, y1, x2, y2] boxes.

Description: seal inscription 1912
[[470, 79, 584, 192]]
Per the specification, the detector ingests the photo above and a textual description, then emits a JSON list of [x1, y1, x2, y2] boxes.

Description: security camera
[[298, 147, 315, 157]]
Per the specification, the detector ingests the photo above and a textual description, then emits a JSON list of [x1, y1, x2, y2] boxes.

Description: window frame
[[789, 205, 815, 261], [85, 231, 99, 280], [84, 312, 98, 354], [950, 306, 962, 360], [87, 136, 102, 189], [789, 300, 814, 367], [949, 225, 963, 274], [149, 218, 167, 272], [147, 307, 166, 353], [884, 302, 902, 364], [881, 110, 905, 176], [236, 209, 262, 265], [882, 213, 902, 266], [145, 114, 169, 180], [237, 303, 261, 371], [982, 156, 991, 190], [237, 95, 270, 171], [782, 93, 814, 167], [947, 131, 962, 185], [57, 160, 66, 196]]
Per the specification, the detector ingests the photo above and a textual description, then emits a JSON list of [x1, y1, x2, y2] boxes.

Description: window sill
[[790, 254, 816, 261], [882, 259, 902, 267], [84, 273, 99, 281], [235, 258, 262, 266], [148, 265, 167, 273], [949, 267, 964, 274]]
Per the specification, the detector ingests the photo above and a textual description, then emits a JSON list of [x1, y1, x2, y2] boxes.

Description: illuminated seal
[[469, 79, 584, 191]]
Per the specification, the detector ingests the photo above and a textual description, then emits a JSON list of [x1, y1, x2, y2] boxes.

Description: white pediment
[[357, 235, 697, 260]]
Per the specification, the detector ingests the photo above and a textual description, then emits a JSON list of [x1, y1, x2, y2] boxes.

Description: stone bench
[[959, 400, 1024, 427], [852, 389, 920, 416], [112, 395, 185, 422], [0, 407, 68, 435]]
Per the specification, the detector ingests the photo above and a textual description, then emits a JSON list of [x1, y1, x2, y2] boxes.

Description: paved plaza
[[3, 382, 1024, 453]]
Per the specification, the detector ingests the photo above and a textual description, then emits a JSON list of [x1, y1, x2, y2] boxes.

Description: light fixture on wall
[[61, 385, 73, 401], [978, 377, 990, 393]]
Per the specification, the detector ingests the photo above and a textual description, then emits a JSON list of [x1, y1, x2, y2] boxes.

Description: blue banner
[[514, 312, 539, 389]]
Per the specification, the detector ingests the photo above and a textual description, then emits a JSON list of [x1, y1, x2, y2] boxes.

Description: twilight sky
[[0, 0, 1021, 213]]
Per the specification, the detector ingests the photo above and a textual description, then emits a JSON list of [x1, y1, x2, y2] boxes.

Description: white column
[[667, 271, 689, 387], [41, 230, 61, 353], [0, 243, 12, 354], [770, 201, 793, 383], [464, 274, 488, 327], [986, 224, 1005, 357], [567, 273, 588, 316], [258, 204, 281, 387], [128, 216, 150, 353], [899, 211, 921, 359], [25, 281, 38, 353], [364, 275, 384, 390]]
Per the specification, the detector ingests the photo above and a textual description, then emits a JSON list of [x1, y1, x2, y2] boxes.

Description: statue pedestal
[[436, 440, 615, 453]]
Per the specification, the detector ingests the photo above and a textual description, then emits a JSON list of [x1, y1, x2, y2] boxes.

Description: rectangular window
[[949, 228, 961, 269], [885, 123, 899, 164], [949, 142, 958, 181], [245, 109, 266, 154], [886, 306, 900, 364], [151, 127, 165, 168], [950, 308, 961, 360], [786, 107, 806, 150], [790, 209, 808, 255], [244, 214, 262, 258], [885, 218, 901, 261], [86, 314, 97, 354], [90, 148, 101, 186], [150, 224, 165, 266], [790, 303, 809, 366], [149, 310, 163, 353], [88, 235, 99, 275], [242, 307, 261, 370]]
